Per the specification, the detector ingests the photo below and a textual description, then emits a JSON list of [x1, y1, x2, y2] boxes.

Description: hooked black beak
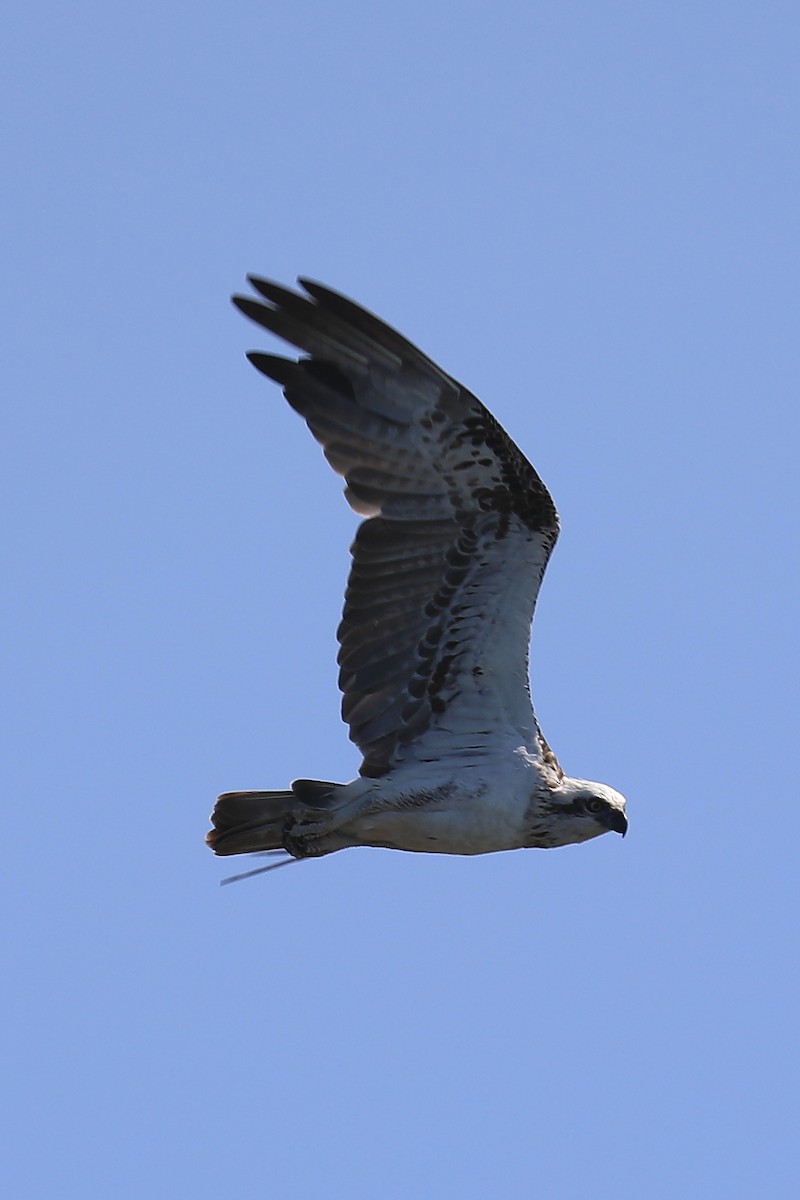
[[604, 809, 628, 837]]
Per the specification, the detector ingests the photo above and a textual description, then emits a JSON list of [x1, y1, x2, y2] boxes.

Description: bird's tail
[[206, 779, 340, 856]]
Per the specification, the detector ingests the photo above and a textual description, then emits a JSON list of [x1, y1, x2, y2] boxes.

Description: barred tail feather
[[206, 780, 340, 856]]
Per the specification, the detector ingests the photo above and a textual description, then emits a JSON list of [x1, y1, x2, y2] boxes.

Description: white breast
[[344, 748, 540, 855]]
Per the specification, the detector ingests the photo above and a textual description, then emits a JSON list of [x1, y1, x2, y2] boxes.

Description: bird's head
[[543, 778, 628, 845]]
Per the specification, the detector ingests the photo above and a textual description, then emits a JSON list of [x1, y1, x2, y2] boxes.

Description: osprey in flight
[[207, 276, 626, 870]]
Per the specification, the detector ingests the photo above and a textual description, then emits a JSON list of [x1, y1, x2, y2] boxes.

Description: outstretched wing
[[232, 277, 560, 778]]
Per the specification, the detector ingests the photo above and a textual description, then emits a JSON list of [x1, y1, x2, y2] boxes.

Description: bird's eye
[[585, 798, 603, 814]]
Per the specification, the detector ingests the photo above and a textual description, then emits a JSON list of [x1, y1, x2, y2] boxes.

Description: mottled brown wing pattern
[[232, 278, 560, 776]]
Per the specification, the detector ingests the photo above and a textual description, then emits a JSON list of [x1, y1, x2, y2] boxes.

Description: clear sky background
[[4, 2, 799, 1196]]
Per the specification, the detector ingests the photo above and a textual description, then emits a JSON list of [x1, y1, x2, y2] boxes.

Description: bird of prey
[[206, 276, 627, 871]]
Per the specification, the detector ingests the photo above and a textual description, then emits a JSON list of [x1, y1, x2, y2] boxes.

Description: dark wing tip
[[297, 277, 334, 302], [231, 293, 263, 321], [245, 350, 296, 385], [245, 272, 279, 295], [247, 275, 309, 308]]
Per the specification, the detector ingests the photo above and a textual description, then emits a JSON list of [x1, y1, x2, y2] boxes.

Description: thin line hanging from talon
[[220, 853, 301, 886]]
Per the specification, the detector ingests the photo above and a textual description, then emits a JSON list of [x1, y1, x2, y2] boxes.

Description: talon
[[283, 821, 330, 859]]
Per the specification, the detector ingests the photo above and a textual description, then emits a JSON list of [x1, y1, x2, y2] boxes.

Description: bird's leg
[[283, 797, 364, 859]]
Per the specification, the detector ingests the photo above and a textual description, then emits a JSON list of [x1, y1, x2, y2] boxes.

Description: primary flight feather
[[207, 276, 627, 866]]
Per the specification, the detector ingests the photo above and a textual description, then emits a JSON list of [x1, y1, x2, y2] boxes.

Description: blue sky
[[4, 2, 799, 1196]]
